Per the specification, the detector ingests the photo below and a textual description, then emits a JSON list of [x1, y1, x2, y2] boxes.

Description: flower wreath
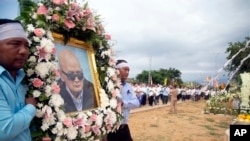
[[17, 0, 122, 140]]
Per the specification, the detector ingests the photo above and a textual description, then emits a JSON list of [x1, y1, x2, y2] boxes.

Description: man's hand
[[25, 97, 37, 107]]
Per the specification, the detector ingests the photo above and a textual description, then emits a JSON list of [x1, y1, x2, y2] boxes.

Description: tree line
[[130, 36, 250, 87]]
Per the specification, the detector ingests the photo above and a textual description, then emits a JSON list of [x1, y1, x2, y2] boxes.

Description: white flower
[[26, 69, 34, 77], [55, 6, 61, 11], [49, 94, 64, 108], [107, 80, 115, 91], [55, 137, 63, 141], [105, 76, 108, 82], [28, 56, 36, 62], [32, 13, 37, 19], [33, 90, 41, 98], [101, 50, 110, 58], [46, 15, 52, 20], [107, 67, 115, 77], [79, 128, 86, 138], [36, 109, 43, 118], [67, 126, 78, 140], [106, 109, 117, 125], [100, 89, 109, 108], [41, 123, 49, 131], [46, 31, 54, 40], [57, 110, 66, 122], [45, 85, 52, 95], [35, 62, 51, 78], [33, 36, 40, 42], [57, 128, 64, 136], [95, 114, 103, 127], [109, 98, 117, 109], [56, 122, 63, 131], [40, 37, 54, 53], [37, 3, 42, 6], [37, 103, 44, 108], [27, 24, 34, 32]]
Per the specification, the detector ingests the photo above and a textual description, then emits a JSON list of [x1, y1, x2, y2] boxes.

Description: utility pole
[[148, 57, 152, 85]]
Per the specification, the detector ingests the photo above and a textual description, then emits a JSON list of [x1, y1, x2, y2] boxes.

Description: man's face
[[0, 37, 29, 71], [118, 66, 130, 82], [60, 63, 84, 96]]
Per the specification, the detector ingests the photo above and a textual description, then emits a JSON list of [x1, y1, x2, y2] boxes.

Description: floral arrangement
[[204, 92, 240, 115], [17, 0, 122, 140]]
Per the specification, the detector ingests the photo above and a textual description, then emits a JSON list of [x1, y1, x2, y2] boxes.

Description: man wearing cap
[[0, 19, 37, 141], [107, 59, 140, 141]]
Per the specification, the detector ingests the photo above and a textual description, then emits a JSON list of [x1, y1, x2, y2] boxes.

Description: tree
[[135, 68, 183, 86], [225, 37, 250, 77]]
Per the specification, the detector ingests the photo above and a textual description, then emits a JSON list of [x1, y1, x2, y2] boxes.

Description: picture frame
[[18, 0, 123, 140], [52, 33, 101, 114]]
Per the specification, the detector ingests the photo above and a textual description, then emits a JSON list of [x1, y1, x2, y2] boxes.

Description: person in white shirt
[[107, 59, 140, 141]]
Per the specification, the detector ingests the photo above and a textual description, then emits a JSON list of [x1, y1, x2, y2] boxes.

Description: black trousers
[[107, 124, 133, 141]]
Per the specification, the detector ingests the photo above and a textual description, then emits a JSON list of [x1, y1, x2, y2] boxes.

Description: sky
[[1, 0, 250, 83]]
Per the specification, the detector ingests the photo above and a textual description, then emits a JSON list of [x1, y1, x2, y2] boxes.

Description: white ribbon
[[0, 23, 27, 41], [116, 62, 129, 68]]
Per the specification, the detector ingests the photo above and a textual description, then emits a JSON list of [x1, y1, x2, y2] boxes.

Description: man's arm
[[122, 84, 140, 109], [0, 92, 36, 140]]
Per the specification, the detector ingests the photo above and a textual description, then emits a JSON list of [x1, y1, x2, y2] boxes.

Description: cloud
[[1, 0, 249, 83], [88, 0, 250, 83]]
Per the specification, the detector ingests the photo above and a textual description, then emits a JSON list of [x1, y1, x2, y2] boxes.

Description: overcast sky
[[1, 0, 250, 83], [86, 0, 250, 83]]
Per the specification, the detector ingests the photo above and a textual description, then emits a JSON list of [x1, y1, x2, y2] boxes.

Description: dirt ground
[[128, 99, 235, 141]]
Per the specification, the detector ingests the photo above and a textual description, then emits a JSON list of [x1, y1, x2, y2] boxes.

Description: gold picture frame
[[52, 33, 101, 114]]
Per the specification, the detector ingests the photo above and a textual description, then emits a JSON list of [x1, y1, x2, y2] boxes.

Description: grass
[[205, 118, 215, 122], [200, 125, 217, 131], [215, 121, 231, 128]]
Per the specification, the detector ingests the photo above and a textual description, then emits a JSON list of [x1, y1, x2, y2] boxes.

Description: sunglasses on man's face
[[61, 70, 84, 81]]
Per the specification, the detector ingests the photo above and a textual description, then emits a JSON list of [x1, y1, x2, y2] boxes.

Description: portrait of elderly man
[[58, 49, 97, 113]]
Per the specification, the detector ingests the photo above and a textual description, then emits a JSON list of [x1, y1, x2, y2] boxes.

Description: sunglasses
[[61, 70, 84, 81]]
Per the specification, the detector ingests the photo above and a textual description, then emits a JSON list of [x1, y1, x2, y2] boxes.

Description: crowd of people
[[132, 83, 218, 107]]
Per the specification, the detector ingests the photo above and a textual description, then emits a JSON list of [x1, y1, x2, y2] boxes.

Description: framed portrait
[[53, 33, 100, 114]]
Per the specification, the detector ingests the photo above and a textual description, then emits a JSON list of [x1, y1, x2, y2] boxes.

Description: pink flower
[[54, 69, 60, 77], [92, 125, 101, 135], [109, 57, 116, 66], [42, 137, 51, 141], [52, 84, 60, 93], [34, 28, 45, 38], [73, 117, 84, 127], [52, 14, 60, 22], [116, 101, 122, 113], [63, 117, 72, 127], [83, 8, 91, 16], [105, 34, 111, 40], [61, 0, 67, 4], [106, 124, 112, 131], [52, 0, 62, 5], [36, 46, 48, 62], [90, 114, 97, 122], [52, 47, 56, 55], [85, 17, 96, 32], [75, 15, 81, 22], [111, 75, 117, 81], [33, 78, 43, 88], [85, 125, 91, 132], [71, 2, 79, 9], [66, 10, 75, 19], [111, 89, 118, 97], [44, 107, 52, 119], [37, 5, 48, 15], [64, 19, 75, 29]]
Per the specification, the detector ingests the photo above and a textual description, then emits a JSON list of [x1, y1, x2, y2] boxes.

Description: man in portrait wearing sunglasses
[[58, 49, 97, 113]]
